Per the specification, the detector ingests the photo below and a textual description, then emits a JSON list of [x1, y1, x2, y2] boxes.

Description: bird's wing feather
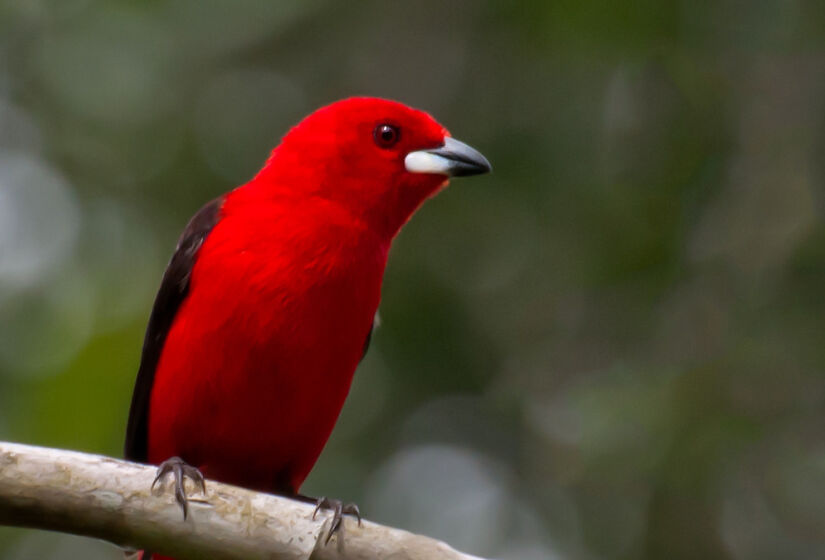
[[124, 197, 224, 462], [361, 322, 374, 362]]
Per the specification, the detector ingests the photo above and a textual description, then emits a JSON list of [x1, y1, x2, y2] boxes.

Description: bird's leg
[[314, 496, 362, 543], [294, 493, 362, 544], [151, 456, 206, 520]]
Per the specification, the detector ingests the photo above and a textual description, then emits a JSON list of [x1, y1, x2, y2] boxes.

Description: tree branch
[[0, 441, 485, 560]]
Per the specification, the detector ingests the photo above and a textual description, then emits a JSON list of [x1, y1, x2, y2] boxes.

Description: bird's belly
[[196, 350, 357, 493], [147, 255, 380, 494]]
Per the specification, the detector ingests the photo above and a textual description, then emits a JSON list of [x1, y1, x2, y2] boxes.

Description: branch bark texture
[[0, 441, 484, 560]]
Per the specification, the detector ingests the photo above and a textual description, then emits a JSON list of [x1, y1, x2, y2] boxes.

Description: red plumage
[[126, 97, 490, 559], [147, 189, 387, 492]]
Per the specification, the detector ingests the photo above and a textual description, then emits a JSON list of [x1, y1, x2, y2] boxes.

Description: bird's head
[[257, 97, 491, 238]]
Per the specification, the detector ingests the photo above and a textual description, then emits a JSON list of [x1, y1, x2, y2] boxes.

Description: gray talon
[[152, 456, 206, 520], [313, 496, 361, 544]]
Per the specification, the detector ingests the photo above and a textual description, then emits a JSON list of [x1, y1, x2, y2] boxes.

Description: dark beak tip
[[453, 160, 491, 177], [461, 152, 492, 176], [479, 157, 492, 174], [436, 137, 492, 178]]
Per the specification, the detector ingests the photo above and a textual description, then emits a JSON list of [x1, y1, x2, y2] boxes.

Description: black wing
[[124, 197, 223, 462], [361, 317, 376, 362]]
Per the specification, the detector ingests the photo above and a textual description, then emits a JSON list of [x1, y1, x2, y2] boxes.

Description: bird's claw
[[152, 456, 206, 520], [312, 496, 362, 544]]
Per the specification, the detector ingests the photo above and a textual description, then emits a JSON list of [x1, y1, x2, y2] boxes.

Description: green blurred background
[[2, 1, 825, 558]]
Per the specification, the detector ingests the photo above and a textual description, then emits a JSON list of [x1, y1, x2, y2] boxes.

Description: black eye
[[374, 124, 400, 148]]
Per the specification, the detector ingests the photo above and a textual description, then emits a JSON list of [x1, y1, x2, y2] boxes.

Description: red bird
[[124, 97, 490, 559]]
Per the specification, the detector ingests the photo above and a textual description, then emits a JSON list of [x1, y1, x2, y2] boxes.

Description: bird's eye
[[374, 124, 400, 148]]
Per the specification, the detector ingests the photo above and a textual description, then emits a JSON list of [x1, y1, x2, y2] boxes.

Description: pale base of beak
[[405, 151, 453, 175], [404, 137, 491, 177]]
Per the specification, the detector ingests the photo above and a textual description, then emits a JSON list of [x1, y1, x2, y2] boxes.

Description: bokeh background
[[1, 1, 825, 559]]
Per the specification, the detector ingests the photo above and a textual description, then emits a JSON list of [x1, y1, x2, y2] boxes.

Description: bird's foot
[[151, 456, 206, 520], [312, 496, 362, 544]]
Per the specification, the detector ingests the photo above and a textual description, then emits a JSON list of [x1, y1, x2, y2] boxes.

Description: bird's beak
[[405, 137, 492, 177]]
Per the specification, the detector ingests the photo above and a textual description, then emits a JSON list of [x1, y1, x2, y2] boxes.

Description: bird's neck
[[228, 178, 393, 259], [249, 157, 440, 242]]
